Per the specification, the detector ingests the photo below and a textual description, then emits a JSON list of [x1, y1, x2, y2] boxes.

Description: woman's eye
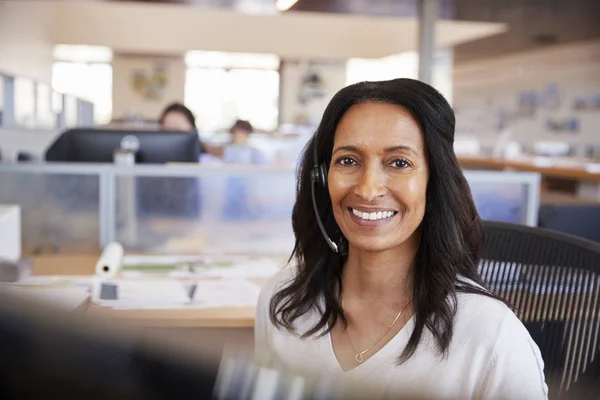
[[392, 158, 411, 169], [338, 157, 357, 166]]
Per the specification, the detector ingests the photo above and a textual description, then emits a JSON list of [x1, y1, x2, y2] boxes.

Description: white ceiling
[[50, 0, 507, 60]]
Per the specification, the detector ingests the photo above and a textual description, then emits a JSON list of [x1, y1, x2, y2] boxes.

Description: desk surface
[[458, 155, 600, 182], [32, 254, 269, 328]]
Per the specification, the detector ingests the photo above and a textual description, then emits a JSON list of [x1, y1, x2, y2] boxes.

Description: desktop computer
[[45, 128, 201, 164]]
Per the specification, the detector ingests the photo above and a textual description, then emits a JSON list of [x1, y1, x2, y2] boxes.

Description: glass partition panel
[[0, 170, 100, 254], [114, 169, 296, 255], [0, 165, 539, 256]]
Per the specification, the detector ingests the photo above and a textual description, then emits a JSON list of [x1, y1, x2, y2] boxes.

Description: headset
[[310, 136, 339, 253]]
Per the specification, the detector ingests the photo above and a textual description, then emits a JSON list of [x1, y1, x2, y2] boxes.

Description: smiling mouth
[[349, 207, 398, 221]]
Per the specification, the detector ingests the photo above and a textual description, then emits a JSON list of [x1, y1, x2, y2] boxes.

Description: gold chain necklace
[[345, 300, 412, 364]]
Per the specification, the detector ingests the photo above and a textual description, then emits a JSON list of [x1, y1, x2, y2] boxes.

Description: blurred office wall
[[454, 40, 600, 149], [0, 1, 55, 83]]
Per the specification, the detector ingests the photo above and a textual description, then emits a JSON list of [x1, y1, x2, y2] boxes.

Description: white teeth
[[351, 208, 395, 221]]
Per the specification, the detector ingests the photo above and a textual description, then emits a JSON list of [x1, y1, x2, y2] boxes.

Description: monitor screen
[[45, 128, 201, 164]]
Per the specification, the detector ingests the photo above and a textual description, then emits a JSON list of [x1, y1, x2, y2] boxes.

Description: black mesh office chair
[[481, 221, 600, 399]]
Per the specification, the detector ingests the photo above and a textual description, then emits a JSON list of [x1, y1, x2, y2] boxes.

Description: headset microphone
[[310, 138, 339, 253]]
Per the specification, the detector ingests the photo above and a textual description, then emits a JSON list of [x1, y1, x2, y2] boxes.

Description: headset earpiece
[[311, 163, 328, 187], [310, 139, 338, 253]]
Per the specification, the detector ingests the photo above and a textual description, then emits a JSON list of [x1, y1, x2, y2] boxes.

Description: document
[[122, 254, 281, 280], [191, 279, 261, 308], [91, 278, 261, 310], [93, 279, 191, 309]]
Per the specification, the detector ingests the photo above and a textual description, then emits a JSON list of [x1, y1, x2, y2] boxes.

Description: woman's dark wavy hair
[[269, 78, 497, 363]]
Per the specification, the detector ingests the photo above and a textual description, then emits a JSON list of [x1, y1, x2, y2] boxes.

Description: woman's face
[[161, 111, 194, 131], [327, 102, 429, 253]]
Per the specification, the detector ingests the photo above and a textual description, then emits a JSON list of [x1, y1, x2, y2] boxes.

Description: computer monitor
[[45, 128, 201, 164]]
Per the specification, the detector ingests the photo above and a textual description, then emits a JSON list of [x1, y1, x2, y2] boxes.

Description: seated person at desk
[[255, 79, 548, 399], [159, 102, 197, 132], [158, 102, 221, 159], [134, 103, 203, 220]]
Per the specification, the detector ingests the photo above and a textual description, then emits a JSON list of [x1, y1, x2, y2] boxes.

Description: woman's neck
[[341, 242, 417, 306]]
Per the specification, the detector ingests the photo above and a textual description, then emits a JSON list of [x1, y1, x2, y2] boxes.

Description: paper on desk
[[191, 279, 261, 308], [123, 254, 206, 266], [0, 285, 89, 311], [585, 163, 600, 173], [169, 257, 280, 279], [92, 279, 191, 309], [97, 279, 262, 310], [123, 253, 280, 279]]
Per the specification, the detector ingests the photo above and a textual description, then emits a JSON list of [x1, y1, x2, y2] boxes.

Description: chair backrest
[[481, 220, 600, 397]]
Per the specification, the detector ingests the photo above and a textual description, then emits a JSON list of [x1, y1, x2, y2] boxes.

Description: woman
[[159, 102, 197, 131], [255, 79, 548, 399]]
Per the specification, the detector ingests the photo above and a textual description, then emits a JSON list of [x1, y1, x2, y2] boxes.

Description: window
[[52, 45, 114, 125], [52, 62, 113, 125], [185, 51, 280, 132], [346, 52, 419, 85], [346, 50, 453, 103]]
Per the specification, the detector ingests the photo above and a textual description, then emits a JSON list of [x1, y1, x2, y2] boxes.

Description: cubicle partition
[[0, 164, 540, 255], [0, 164, 101, 253]]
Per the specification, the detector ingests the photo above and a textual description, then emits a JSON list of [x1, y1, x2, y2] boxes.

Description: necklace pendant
[[355, 353, 364, 363]]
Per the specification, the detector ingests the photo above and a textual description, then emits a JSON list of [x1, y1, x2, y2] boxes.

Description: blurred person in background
[[223, 119, 270, 165], [159, 102, 227, 160], [230, 119, 253, 146], [255, 79, 548, 399], [159, 102, 197, 131]]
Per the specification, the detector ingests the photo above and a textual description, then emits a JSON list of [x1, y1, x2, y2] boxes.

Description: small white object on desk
[[95, 241, 124, 279], [0, 205, 21, 262], [585, 163, 600, 173]]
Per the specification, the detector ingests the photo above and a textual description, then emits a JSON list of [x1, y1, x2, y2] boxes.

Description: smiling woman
[[255, 79, 548, 399]]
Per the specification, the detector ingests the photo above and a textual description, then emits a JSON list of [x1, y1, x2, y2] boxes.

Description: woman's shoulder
[[454, 290, 547, 398], [453, 288, 542, 369], [454, 282, 520, 337]]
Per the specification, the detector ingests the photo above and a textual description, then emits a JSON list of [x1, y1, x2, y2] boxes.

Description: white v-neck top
[[255, 266, 548, 400]]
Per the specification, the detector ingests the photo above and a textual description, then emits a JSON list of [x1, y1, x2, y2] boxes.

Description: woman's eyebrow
[[332, 145, 361, 155], [332, 144, 419, 156], [383, 145, 419, 156]]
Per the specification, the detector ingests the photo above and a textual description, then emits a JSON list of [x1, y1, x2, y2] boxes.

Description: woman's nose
[[353, 165, 386, 202]]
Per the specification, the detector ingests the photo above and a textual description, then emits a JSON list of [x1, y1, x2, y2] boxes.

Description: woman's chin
[[347, 237, 399, 253]]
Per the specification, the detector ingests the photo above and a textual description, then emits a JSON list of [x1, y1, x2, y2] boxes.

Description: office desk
[[31, 254, 269, 328], [458, 155, 600, 199], [458, 155, 600, 182]]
